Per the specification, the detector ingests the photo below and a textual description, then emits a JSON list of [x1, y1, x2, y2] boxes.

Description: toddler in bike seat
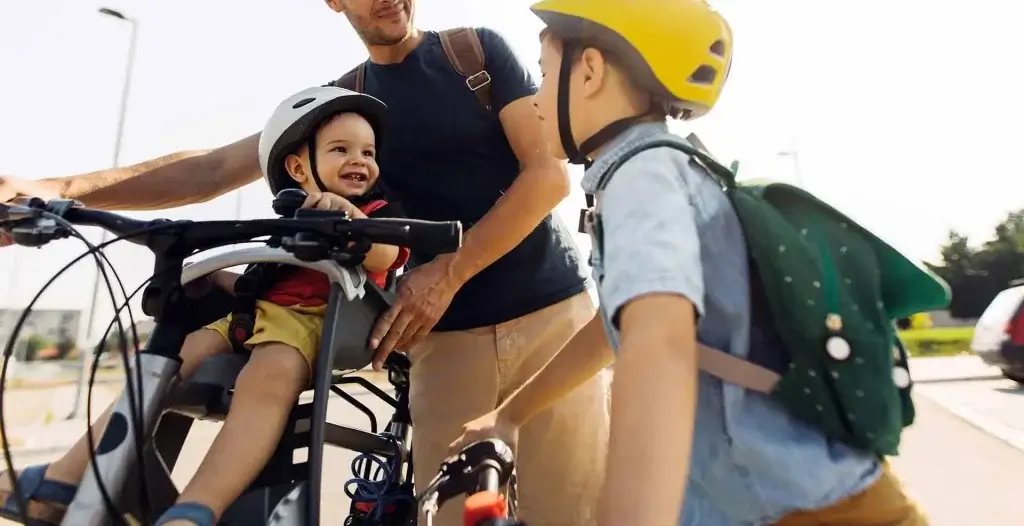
[[154, 86, 409, 526]]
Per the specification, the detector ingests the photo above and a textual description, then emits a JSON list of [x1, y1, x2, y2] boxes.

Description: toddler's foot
[[154, 501, 216, 526], [0, 464, 78, 524]]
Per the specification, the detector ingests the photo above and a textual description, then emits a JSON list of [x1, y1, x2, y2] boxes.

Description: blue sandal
[[0, 464, 78, 525], [155, 502, 216, 526]]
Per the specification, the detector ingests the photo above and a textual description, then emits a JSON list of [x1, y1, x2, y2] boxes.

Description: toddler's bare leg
[[166, 342, 308, 523], [41, 329, 230, 485]]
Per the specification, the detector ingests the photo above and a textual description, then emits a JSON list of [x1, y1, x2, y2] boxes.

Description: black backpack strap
[[439, 27, 492, 111], [333, 62, 367, 92]]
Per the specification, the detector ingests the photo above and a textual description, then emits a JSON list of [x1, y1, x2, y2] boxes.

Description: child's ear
[[284, 153, 308, 183], [579, 47, 607, 98]]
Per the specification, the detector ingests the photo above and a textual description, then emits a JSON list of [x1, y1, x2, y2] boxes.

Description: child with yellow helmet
[[450, 0, 931, 525]]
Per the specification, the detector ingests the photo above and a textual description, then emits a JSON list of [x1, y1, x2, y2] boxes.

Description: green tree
[[929, 209, 1024, 319]]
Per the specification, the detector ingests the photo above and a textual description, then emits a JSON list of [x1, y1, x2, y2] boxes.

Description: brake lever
[[10, 218, 72, 247], [1, 199, 79, 246]]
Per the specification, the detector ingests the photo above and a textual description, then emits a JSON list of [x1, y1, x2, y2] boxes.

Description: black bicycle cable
[[0, 217, 214, 524], [61, 223, 264, 524], [46, 213, 153, 523], [0, 217, 142, 524], [0, 209, 329, 524], [83, 240, 266, 524]]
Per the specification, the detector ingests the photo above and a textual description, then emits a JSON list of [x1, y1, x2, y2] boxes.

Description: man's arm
[[49, 133, 262, 211], [447, 100, 569, 281], [593, 149, 705, 526], [445, 28, 570, 283], [499, 313, 613, 426]]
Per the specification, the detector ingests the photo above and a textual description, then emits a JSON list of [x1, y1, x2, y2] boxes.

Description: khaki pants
[[774, 462, 929, 526], [409, 292, 609, 526]]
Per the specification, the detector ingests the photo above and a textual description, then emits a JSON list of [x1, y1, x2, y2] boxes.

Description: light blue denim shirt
[[583, 122, 881, 525]]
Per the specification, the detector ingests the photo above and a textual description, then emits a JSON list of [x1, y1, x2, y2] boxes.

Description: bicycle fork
[[62, 353, 181, 526]]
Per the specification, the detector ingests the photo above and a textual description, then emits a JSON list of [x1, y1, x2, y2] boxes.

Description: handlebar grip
[[406, 219, 463, 254], [273, 188, 309, 218]]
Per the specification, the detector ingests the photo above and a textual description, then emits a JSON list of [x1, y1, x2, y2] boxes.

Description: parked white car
[[970, 283, 1024, 383]]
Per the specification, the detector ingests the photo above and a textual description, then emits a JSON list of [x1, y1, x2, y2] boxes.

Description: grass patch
[[898, 327, 974, 357]]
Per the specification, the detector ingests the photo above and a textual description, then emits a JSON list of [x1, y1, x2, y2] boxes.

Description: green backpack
[[588, 137, 951, 456]]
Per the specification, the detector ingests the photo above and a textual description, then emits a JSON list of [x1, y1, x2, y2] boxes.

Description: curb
[[914, 387, 1024, 452], [913, 374, 1004, 385]]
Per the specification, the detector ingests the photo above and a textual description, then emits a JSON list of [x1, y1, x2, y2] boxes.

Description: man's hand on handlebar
[[0, 175, 61, 247]]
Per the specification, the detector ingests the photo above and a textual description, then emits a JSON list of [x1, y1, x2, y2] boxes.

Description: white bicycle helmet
[[258, 86, 387, 195]]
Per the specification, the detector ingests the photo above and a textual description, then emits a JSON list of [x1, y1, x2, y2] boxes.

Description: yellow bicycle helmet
[[531, 0, 733, 164]]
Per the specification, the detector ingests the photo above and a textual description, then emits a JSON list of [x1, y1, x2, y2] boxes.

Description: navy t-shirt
[[335, 29, 588, 331]]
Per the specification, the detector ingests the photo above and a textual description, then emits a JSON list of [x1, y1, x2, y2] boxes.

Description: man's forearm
[[597, 336, 697, 526], [49, 133, 262, 211], [448, 161, 569, 283], [500, 312, 612, 426]]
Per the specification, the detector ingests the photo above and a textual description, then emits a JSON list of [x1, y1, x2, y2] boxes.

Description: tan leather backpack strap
[[334, 62, 366, 92], [439, 27, 492, 111], [698, 344, 781, 394]]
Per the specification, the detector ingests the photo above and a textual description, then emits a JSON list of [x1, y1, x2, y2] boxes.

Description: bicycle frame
[[61, 247, 413, 526]]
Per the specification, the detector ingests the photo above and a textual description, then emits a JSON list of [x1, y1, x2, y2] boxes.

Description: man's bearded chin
[[364, 30, 409, 46]]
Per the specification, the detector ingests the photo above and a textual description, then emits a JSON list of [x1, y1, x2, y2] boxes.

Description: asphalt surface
[[1, 356, 1020, 525]]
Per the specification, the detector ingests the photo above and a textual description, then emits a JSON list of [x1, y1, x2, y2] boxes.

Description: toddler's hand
[[301, 191, 358, 215]]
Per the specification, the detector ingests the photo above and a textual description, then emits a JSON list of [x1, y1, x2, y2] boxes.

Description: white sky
[[1, 0, 1022, 342]]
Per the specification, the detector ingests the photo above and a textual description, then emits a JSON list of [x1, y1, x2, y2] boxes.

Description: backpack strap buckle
[[465, 71, 491, 92], [439, 27, 492, 110]]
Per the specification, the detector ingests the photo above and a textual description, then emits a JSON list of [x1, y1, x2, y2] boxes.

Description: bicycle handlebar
[[0, 194, 462, 256], [418, 438, 519, 526]]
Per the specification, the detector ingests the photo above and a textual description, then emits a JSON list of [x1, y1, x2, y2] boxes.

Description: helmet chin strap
[[556, 41, 646, 169], [306, 136, 331, 193]]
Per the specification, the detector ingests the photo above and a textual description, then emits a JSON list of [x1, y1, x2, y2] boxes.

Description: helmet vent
[[292, 97, 316, 109], [688, 65, 718, 85], [709, 40, 727, 57]]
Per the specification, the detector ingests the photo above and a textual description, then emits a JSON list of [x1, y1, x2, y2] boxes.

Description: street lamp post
[[777, 148, 804, 188], [69, 7, 138, 420]]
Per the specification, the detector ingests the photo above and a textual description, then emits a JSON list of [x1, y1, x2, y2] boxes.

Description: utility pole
[[69, 7, 139, 420]]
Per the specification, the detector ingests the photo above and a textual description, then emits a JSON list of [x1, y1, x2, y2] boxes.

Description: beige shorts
[[410, 292, 610, 526]]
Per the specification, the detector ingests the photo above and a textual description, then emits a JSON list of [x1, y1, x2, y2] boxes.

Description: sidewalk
[[909, 354, 1003, 383], [892, 394, 1022, 525]]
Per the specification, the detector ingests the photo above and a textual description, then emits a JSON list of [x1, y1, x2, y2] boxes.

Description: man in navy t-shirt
[[0, 1, 610, 525]]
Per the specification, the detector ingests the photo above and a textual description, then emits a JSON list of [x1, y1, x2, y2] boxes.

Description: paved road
[[2, 357, 1023, 525]]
